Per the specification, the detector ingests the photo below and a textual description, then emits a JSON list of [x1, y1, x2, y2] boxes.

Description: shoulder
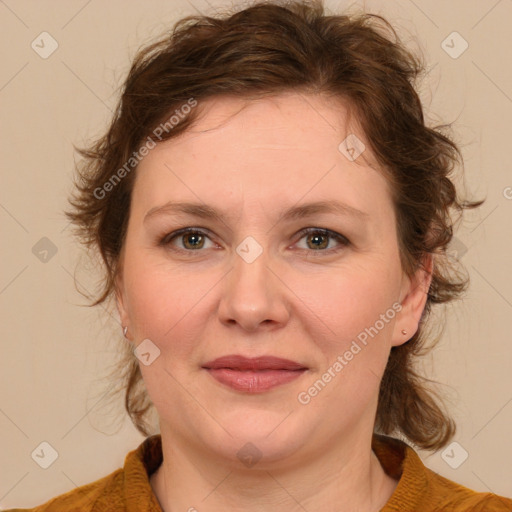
[[373, 434, 512, 512], [4, 435, 163, 512], [422, 467, 512, 512], [4, 469, 124, 511]]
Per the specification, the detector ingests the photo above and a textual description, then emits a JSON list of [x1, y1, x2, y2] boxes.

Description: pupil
[[309, 233, 327, 249], [186, 233, 203, 248]]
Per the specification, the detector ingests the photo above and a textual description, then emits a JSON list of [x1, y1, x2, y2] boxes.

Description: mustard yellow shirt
[[7, 434, 512, 511]]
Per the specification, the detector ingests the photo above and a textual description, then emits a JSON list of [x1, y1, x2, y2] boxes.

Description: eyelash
[[158, 227, 350, 256]]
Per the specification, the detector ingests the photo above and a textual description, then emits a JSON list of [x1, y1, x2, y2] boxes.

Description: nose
[[217, 244, 291, 332]]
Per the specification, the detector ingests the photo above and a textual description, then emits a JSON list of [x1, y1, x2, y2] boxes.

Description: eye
[[294, 228, 350, 255], [159, 228, 215, 251]]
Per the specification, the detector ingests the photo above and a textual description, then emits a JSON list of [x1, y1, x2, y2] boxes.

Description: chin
[[200, 409, 313, 467]]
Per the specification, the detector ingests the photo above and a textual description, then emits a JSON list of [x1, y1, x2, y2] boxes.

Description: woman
[[8, 0, 512, 510]]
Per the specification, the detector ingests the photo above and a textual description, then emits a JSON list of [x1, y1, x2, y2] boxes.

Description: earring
[[123, 326, 128, 338], [401, 329, 407, 335]]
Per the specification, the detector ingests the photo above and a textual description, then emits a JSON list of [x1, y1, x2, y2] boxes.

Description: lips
[[202, 355, 306, 371], [202, 355, 308, 393]]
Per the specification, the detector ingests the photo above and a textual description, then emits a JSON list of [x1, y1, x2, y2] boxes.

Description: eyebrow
[[144, 200, 369, 225]]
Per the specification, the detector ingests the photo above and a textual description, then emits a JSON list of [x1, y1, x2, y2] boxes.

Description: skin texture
[[115, 92, 432, 511]]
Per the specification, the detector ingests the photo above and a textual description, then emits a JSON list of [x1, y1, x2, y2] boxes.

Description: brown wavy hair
[[65, 0, 482, 451]]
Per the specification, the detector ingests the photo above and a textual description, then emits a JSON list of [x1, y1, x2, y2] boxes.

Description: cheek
[[292, 262, 400, 343], [122, 253, 216, 359], [297, 271, 399, 405]]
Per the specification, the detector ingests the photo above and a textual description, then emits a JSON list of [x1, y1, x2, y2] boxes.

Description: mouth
[[202, 355, 308, 393]]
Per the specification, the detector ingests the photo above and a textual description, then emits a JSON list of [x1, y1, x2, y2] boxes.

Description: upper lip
[[202, 355, 307, 371]]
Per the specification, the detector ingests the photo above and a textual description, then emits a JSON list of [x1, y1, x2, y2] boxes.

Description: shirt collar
[[119, 432, 425, 511]]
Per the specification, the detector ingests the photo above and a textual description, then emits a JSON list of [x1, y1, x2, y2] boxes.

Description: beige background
[[1, 0, 511, 508]]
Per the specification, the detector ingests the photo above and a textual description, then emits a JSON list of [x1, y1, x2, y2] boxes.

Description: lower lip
[[205, 368, 307, 392]]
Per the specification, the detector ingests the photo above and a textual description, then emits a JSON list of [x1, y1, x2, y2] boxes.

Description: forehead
[[160, 92, 369, 158], [132, 92, 393, 222]]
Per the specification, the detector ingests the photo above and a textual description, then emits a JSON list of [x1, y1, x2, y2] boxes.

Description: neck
[[150, 427, 398, 512]]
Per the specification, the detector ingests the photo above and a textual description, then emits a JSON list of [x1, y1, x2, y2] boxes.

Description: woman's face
[[116, 92, 429, 467]]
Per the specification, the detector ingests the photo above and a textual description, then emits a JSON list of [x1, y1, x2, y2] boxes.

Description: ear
[[391, 253, 434, 347]]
